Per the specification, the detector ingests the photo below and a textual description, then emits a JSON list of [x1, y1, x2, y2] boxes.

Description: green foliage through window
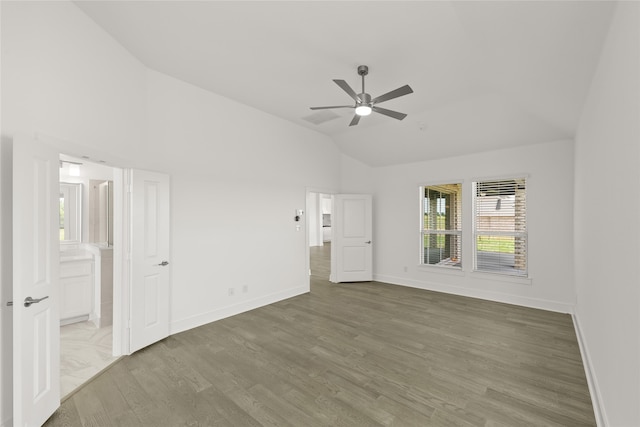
[[421, 183, 462, 268]]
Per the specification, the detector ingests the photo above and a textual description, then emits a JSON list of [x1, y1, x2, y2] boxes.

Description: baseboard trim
[[572, 313, 607, 427], [170, 285, 309, 336], [373, 274, 574, 314]]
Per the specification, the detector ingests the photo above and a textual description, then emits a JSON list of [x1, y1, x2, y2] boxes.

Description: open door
[[129, 169, 170, 353], [331, 194, 373, 283], [12, 135, 60, 426]]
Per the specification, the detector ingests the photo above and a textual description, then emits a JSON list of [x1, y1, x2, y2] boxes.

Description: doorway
[[9, 134, 171, 424], [58, 154, 119, 397], [308, 192, 332, 281]]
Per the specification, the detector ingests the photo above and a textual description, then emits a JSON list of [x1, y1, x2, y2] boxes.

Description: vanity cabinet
[[60, 258, 93, 325]]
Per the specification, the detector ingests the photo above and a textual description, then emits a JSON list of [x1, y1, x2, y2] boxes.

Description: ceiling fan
[[310, 65, 413, 126]]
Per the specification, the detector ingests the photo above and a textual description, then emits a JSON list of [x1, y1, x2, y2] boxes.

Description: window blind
[[473, 179, 527, 276], [422, 183, 462, 268]]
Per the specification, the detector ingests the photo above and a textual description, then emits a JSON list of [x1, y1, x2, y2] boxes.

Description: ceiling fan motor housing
[[358, 92, 372, 105]]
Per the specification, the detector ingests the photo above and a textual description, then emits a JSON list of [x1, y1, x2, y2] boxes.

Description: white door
[[12, 135, 60, 426], [130, 169, 170, 353], [331, 194, 373, 282]]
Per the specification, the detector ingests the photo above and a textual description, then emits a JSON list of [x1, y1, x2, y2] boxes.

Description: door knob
[[157, 261, 169, 266], [6, 301, 12, 307], [24, 296, 49, 307], [365, 241, 372, 244]]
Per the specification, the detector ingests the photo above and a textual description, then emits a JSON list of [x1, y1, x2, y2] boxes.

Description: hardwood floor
[[45, 249, 595, 426], [310, 242, 331, 280]]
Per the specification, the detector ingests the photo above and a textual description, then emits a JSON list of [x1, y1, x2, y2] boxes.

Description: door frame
[[305, 187, 338, 288], [31, 134, 134, 356]]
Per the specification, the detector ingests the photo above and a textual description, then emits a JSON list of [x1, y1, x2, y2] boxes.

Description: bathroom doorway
[[58, 154, 119, 397]]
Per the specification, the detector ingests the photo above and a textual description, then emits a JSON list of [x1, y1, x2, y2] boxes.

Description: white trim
[[417, 178, 465, 187], [170, 285, 308, 336], [469, 173, 530, 183], [305, 186, 338, 195], [0, 140, 13, 427], [470, 270, 532, 285], [417, 264, 465, 276], [373, 273, 573, 313], [113, 168, 129, 356], [423, 229, 462, 236], [572, 313, 607, 427], [59, 314, 90, 327], [35, 132, 135, 169]]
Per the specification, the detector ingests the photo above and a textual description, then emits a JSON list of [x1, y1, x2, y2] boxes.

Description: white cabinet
[[60, 258, 93, 325]]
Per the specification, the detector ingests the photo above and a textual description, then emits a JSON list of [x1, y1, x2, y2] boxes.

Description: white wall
[[0, 0, 341, 421], [308, 192, 321, 247], [573, 2, 640, 426], [340, 154, 375, 194], [144, 70, 341, 332], [0, 1, 147, 163], [342, 140, 576, 312]]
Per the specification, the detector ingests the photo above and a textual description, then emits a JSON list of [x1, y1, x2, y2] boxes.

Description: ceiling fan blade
[[372, 106, 408, 121], [334, 79, 361, 103], [371, 84, 413, 104], [349, 114, 361, 126], [310, 105, 353, 110]]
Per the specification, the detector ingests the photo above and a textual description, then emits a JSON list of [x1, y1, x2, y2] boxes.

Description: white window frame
[[420, 183, 463, 269], [472, 177, 528, 277]]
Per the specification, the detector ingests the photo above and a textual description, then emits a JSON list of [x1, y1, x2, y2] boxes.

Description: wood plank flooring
[[310, 242, 331, 280], [45, 250, 595, 426]]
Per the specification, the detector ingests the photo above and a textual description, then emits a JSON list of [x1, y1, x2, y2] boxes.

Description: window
[[473, 178, 527, 276], [59, 182, 82, 243], [421, 183, 462, 268]]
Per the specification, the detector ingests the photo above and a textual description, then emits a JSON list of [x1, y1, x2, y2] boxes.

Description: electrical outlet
[[228, 288, 235, 296], [242, 285, 248, 293]]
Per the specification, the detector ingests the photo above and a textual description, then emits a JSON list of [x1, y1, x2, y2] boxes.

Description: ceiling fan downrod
[[358, 65, 369, 98]]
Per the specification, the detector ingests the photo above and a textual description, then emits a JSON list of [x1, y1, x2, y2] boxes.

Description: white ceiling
[[74, 1, 615, 167]]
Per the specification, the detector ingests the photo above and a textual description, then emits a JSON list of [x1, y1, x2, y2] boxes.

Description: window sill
[[470, 271, 532, 286], [418, 265, 466, 277]]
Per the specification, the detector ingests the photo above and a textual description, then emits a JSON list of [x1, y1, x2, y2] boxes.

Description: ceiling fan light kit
[[355, 105, 372, 116], [310, 65, 413, 126]]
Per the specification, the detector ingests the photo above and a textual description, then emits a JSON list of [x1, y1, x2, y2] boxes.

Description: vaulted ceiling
[[75, 1, 615, 167]]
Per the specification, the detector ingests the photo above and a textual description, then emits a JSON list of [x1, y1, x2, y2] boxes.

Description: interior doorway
[[58, 154, 119, 398], [308, 192, 332, 281]]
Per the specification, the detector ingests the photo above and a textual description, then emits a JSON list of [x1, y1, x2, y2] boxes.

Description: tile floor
[[60, 321, 118, 398]]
